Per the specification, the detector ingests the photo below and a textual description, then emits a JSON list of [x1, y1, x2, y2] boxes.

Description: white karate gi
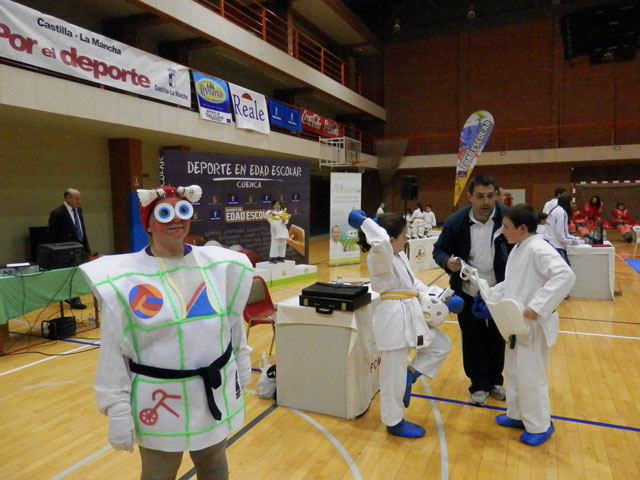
[[424, 211, 437, 229], [361, 218, 451, 426], [542, 198, 558, 215], [266, 209, 289, 258], [80, 246, 253, 452], [544, 206, 579, 250], [486, 234, 574, 433]]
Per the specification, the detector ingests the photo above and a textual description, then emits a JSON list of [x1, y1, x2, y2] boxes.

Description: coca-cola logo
[[301, 110, 322, 130], [324, 121, 340, 136]]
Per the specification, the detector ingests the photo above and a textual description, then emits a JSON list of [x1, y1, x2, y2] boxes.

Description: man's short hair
[[505, 204, 538, 233], [554, 187, 567, 197], [64, 188, 76, 199], [469, 175, 498, 194]]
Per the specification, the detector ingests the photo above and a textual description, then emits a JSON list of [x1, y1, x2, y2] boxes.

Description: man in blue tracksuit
[[433, 175, 513, 406]]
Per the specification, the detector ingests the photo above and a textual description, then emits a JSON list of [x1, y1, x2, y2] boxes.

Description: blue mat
[[624, 259, 640, 274]]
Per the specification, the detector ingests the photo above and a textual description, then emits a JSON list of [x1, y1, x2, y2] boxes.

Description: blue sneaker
[[495, 414, 525, 429], [520, 422, 554, 446], [386, 419, 426, 438]]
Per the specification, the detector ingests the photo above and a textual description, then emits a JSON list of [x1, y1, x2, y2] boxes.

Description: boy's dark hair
[[504, 204, 538, 233], [357, 213, 407, 253], [469, 175, 498, 194], [554, 187, 567, 197]]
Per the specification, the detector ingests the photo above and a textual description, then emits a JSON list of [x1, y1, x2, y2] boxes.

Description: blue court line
[[411, 393, 640, 433]]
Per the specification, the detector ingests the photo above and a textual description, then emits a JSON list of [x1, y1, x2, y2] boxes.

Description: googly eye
[[153, 203, 175, 223], [175, 200, 194, 220]]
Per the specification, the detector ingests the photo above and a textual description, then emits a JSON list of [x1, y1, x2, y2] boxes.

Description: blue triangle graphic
[[187, 286, 216, 318]]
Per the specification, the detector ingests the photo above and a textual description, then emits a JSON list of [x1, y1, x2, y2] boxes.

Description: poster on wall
[[501, 188, 525, 207], [329, 172, 362, 266], [192, 72, 232, 124], [159, 150, 310, 264], [0, 0, 191, 106]]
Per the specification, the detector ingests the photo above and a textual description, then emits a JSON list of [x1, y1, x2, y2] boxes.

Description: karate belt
[[379, 290, 419, 301], [129, 342, 233, 421]]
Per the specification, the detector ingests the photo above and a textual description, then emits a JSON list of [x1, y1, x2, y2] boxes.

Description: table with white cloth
[[406, 231, 441, 272], [275, 291, 380, 419], [567, 242, 615, 300]]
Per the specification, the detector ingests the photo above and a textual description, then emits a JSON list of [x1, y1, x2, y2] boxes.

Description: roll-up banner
[[329, 172, 362, 266], [0, 0, 191, 106]]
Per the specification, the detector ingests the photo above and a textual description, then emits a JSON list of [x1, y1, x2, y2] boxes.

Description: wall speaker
[[401, 176, 418, 201]]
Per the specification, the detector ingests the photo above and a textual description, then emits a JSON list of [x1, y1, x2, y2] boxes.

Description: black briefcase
[[299, 282, 371, 314]]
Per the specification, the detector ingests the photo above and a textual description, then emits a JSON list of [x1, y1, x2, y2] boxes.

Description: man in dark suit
[[48, 188, 90, 309]]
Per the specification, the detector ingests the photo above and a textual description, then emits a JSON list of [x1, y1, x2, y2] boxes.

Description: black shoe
[[277, 257, 286, 262], [269, 258, 278, 264], [624, 232, 633, 243], [66, 298, 87, 310]]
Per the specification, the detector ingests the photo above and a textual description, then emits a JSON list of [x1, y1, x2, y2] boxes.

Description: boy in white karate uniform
[[349, 210, 463, 438], [484, 204, 575, 446]]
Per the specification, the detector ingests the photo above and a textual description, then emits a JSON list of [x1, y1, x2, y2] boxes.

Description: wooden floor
[[1, 234, 640, 479]]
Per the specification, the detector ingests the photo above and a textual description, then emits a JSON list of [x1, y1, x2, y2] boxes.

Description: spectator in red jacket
[[583, 195, 603, 229], [611, 202, 635, 243], [569, 202, 590, 237]]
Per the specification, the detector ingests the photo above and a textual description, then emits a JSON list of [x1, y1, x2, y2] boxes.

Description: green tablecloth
[[0, 267, 92, 324]]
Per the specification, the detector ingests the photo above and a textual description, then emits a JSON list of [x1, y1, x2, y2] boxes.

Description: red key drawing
[[139, 389, 182, 426]]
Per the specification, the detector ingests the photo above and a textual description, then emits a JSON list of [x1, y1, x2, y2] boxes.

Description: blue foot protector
[[495, 414, 525, 429], [386, 419, 426, 438], [403, 369, 422, 407], [520, 422, 554, 446]]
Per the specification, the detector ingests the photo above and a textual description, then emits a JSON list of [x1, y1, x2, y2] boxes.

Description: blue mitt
[[348, 209, 368, 229], [471, 293, 491, 319], [445, 294, 465, 314]]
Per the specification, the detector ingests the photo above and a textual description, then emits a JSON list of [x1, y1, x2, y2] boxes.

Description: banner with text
[[228, 82, 270, 134], [159, 150, 309, 264], [301, 108, 344, 138], [192, 71, 232, 124], [329, 172, 362, 266], [267, 98, 301, 132], [0, 0, 191, 107]]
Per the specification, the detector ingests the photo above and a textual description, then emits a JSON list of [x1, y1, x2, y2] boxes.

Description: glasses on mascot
[[153, 200, 194, 223]]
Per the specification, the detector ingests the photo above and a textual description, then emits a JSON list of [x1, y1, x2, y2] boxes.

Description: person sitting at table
[[611, 202, 635, 243], [569, 202, 590, 238], [544, 194, 583, 265], [348, 210, 463, 438], [79, 185, 253, 480]]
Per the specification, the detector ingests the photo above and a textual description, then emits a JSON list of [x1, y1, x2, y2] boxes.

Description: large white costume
[[485, 234, 574, 433], [361, 218, 451, 426], [544, 206, 578, 250], [80, 245, 253, 452], [266, 209, 289, 258]]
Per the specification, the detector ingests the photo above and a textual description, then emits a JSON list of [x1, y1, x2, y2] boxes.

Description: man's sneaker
[[490, 385, 506, 400], [470, 390, 488, 406]]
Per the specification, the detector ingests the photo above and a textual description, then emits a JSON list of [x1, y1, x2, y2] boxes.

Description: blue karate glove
[[445, 294, 464, 314], [471, 293, 491, 319], [348, 209, 368, 229]]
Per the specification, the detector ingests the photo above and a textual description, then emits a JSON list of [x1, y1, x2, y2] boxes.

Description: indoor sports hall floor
[[1, 234, 639, 479]]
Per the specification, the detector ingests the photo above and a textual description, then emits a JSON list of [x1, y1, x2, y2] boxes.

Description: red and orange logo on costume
[[129, 284, 163, 318]]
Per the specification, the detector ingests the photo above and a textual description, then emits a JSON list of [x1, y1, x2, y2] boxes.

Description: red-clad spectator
[[583, 195, 603, 229], [569, 202, 590, 237], [611, 202, 636, 243]]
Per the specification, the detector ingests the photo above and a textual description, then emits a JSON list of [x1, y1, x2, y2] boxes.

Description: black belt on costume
[[129, 342, 233, 421]]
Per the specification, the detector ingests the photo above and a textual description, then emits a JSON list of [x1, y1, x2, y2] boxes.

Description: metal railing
[[388, 120, 640, 156], [196, 0, 381, 104]]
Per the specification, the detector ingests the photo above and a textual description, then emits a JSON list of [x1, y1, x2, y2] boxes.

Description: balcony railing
[[387, 120, 640, 157], [196, 0, 381, 104]]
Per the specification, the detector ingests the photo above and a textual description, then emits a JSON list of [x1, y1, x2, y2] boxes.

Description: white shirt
[[64, 201, 83, 238], [542, 198, 558, 215], [424, 211, 437, 228], [544, 206, 577, 249], [376, 207, 384, 217], [463, 209, 498, 295]]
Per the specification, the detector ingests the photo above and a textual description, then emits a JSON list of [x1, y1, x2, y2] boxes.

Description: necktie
[[73, 208, 83, 242]]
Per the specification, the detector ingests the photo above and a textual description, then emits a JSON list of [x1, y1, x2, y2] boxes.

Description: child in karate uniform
[[484, 204, 575, 446], [349, 210, 463, 438]]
